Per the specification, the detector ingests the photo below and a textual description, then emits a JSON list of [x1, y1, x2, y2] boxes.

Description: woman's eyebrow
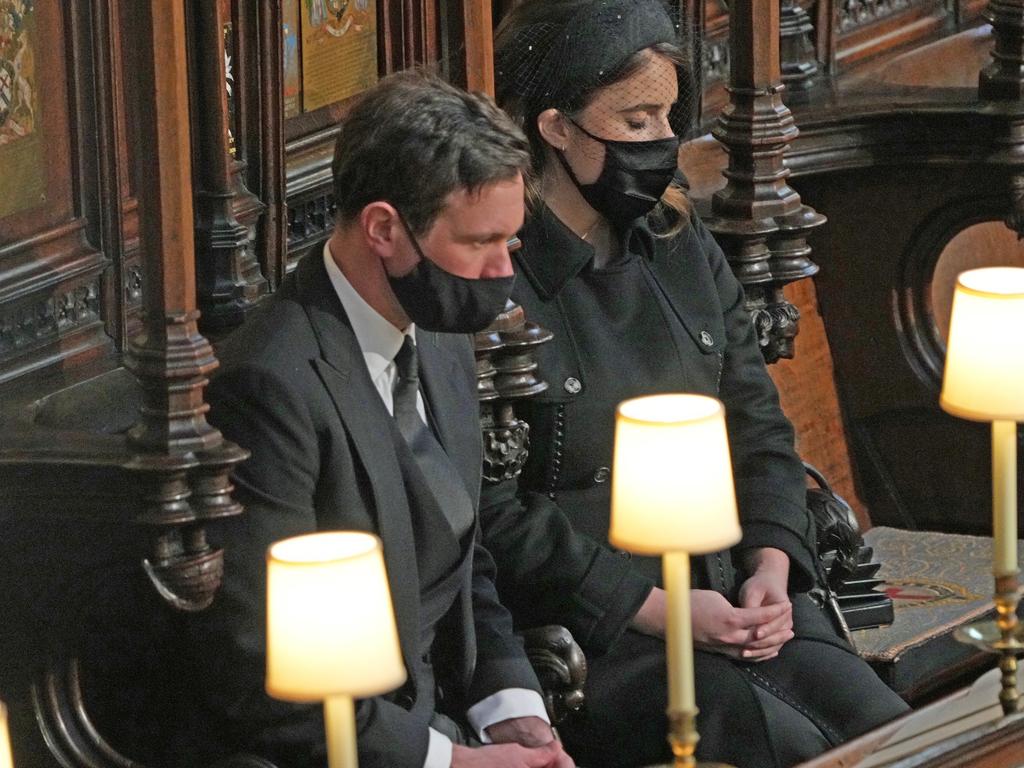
[[617, 101, 677, 113]]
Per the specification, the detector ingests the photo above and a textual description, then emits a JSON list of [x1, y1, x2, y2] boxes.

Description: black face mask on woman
[[388, 213, 515, 333], [557, 119, 680, 229]]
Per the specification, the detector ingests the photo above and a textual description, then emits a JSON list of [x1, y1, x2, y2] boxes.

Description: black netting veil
[[494, 0, 701, 142]]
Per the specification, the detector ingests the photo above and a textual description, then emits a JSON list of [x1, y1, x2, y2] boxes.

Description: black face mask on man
[[388, 213, 515, 333], [557, 119, 680, 229]]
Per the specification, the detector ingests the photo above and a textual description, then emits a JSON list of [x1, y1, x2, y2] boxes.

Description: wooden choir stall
[[1, 0, 1024, 766]]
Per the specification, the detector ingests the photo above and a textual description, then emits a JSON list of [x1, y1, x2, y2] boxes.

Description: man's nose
[[481, 238, 518, 278]]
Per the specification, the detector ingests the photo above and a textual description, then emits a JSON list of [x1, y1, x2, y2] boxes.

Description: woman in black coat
[[478, 2, 909, 766]]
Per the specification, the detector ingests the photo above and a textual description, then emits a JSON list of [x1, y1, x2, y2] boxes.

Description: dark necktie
[[392, 336, 474, 536]]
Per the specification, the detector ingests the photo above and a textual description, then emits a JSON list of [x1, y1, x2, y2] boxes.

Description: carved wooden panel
[[0, 2, 110, 386], [700, 0, 731, 122], [832, 0, 949, 71], [280, 0, 471, 274]]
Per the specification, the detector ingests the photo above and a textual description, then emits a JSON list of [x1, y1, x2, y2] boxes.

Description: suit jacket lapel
[[294, 253, 421, 675], [416, 329, 482, 509]]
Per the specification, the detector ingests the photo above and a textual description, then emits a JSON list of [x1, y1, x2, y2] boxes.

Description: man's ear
[[537, 108, 572, 152], [360, 202, 401, 260]]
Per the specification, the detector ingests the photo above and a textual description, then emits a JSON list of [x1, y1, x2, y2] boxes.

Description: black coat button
[[593, 466, 610, 484]]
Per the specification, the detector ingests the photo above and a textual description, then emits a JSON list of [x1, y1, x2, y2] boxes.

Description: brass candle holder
[[941, 268, 1024, 716], [954, 573, 1024, 715]]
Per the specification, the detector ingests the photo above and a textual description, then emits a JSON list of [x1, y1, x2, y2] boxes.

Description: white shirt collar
[[322, 241, 414, 383]]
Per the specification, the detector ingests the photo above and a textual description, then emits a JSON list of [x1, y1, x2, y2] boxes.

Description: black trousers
[[559, 598, 909, 768]]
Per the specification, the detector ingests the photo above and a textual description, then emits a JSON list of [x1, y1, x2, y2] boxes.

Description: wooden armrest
[[518, 625, 587, 725]]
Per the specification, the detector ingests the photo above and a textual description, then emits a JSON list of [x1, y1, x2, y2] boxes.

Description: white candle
[[0, 701, 13, 768], [992, 420, 1018, 577], [663, 551, 695, 713], [325, 695, 358, 768]]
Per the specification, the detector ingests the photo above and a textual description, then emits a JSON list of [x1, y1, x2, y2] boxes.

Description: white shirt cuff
[[424, 727, 453, 768], [466, 688, 551, 744]]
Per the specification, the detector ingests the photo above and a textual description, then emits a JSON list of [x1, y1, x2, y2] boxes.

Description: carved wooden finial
[[980, 1, 1024, 101], [475, 300, 552, 483], [702, 0, 825, 363]]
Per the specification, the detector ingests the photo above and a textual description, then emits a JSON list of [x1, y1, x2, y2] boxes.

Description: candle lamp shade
[[0, 701, 12, 768], [609, 394, 742, 555], [939, 266, 1024, 717], [939, 267, 1024, 422], [266, 531, 406, 702]]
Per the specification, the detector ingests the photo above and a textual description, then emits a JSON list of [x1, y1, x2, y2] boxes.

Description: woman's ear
[[537, 108, 572, 151]]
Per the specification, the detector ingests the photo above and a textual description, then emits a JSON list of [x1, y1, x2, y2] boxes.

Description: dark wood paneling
[[0, 2, 113, 387], [794, 160, 1024, 535], [187, 0, 269, 333], [833, 0, 950, 72]]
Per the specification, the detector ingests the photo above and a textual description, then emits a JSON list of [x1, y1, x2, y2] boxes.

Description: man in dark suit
[[189, 72, 574, 768]]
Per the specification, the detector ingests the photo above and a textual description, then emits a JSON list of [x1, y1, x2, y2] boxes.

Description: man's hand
[[485, 716, 557, 747], [466, 716, 574, 768], [451, 741, 574, 767]]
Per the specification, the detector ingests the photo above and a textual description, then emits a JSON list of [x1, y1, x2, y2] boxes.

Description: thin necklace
[[580, 217, 602, 242]]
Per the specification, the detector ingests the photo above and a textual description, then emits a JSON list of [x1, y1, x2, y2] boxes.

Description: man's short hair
[[332, 72, 531, 236]]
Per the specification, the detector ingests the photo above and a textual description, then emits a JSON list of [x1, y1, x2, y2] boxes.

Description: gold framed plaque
[[0, 0, 45, 219], [300, 0, 377, 113]]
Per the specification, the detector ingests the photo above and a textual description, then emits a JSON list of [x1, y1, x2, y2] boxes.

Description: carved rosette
[[475, 301, 552, 483], [703, 1, 825, 364]]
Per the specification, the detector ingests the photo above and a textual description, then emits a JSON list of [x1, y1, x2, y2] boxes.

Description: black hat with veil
[[494, 0, 701, 166]]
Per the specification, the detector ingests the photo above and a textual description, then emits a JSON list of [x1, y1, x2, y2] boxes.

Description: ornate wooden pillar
[[476, 304, 552, 483], [980, 0, 1024, 100], [703, 0, 825, 363], [462, 0, 495, 92], [190, 0, 268, 332], [978, 2, 1024, 241], [125, 0, 247, 612], [779, 0, 819, 89], [257, 0, 288, 289]]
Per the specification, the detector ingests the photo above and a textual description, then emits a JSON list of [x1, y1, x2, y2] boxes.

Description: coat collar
[[515, 205, 658, 300]]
